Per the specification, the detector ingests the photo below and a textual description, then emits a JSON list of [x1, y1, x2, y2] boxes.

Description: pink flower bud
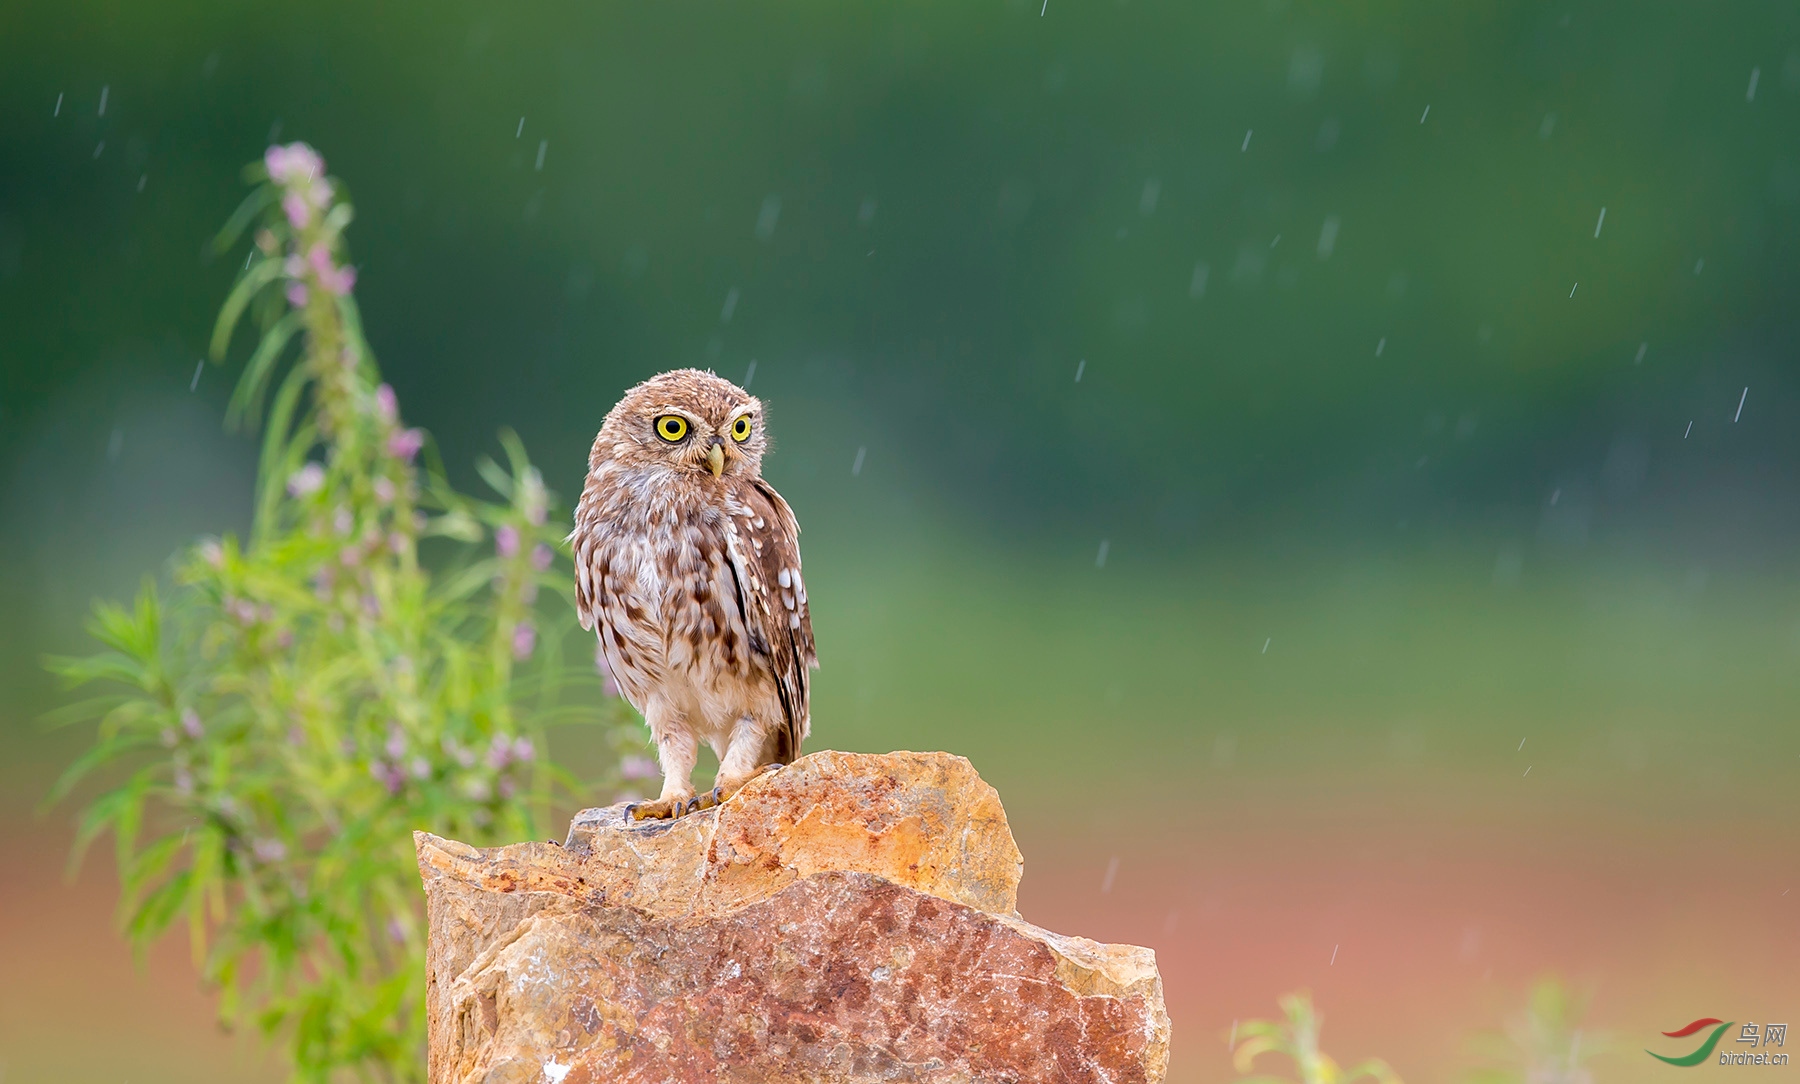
[[512, 621, 536, 660], [619, 755, 659, 781], [285, 280, 309, 308], [531, 543, 554, 571], [495, 524, 520, 558], [181, 708, 204, 740], [281, 191, 313, 230], [287, 462, 325, 497], [374, 383, 398, 422], [387, 428, 424, 462]]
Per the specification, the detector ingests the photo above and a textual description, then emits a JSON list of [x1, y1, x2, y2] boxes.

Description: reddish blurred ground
[[1013, 770, 1800, 1083], [0, 813, 282, 1083]]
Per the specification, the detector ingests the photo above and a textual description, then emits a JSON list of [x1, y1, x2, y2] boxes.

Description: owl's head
[[596, 369, 768, 480]]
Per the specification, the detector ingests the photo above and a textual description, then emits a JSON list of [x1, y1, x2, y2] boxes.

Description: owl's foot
[[625, 793, 700, 821], [696, 762, 785, 811]]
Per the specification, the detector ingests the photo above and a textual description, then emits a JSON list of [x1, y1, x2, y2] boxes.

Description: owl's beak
[[705, 442, 726, 478]]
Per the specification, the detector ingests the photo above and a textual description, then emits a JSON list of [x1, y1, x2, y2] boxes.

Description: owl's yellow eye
[[730, 415, 753, 443], [654, 415, 689, 442]]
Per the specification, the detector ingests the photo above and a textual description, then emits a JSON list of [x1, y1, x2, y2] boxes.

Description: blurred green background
[[2, 1, 1798, 1081]]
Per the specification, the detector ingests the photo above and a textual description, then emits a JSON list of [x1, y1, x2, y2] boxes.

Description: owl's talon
[[624, 795, 694, 821]]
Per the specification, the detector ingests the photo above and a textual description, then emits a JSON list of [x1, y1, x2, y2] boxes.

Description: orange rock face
[[415, 750, 1169, 1083]]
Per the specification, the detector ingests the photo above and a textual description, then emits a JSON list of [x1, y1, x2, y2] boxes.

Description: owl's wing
[[726, 478, 818, 762], [571, 533, 664, 712]]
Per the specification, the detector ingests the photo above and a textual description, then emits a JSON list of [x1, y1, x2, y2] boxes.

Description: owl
[[569, 369, 818, 820]]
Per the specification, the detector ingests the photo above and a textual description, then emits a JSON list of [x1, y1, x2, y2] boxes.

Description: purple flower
[[531, 543, 554, 571], [385, 726, 407, 760], [199, 539, 224, 568], [318, 263, 356, 296], [387, 428, 424, 462], [495, 524, 520, 558], [285, 280, 309, 308], [373, 477, 396, 504], [281, 191, 314, 230], [388, 531, 408, 555], [181, 709, 204, 740], [287, 462, 325, 497], [487, 733, 515, 770], [374, 383, 399, 422], [333, 506, 354, 534], [370, 761, 405, 796], [409, 756, 431, 780], [512, 620, 536, 660], [253, 838, 288, 863], [619, 755, 659, 781], [264, 142, 323, 185], [513, 737, 536, 762], [387, 918, 406, 944], [306, 243, 334, 276]]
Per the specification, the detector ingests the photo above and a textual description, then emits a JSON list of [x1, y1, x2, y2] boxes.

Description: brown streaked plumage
[[569, 369, 817, 820]]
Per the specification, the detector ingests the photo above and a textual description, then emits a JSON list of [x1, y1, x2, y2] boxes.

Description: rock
[[416, 750, 1169, 1083]]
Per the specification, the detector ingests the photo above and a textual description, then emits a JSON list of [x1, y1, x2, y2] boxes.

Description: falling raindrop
[[742, 359, 757, 388], [1747, 67, 1761, 102], [54, 92, 63, 117], [136, 174, 146, 192], [93, 141, 105, 158], [1569, 282, 1578, 298], [1100, 856, 1119, 893], [534, 140, 547, 171], [1375, 337, 1386, 357], [191, 359, 204, 391], [1261, 637, 1271, 654], [851, 446, 866, 476], [1241, 129, 1253, 152], [515, 116, 525, 138], [755, 194, 781, 240], [1074, 359, 1086, 382], [1593, 206, 1606, 238], [720, 286, 740, 323], [1420, 104, 1430, 123], [1317, 215, 1340, 259], [1095, 539, 1109, 568], [1634, 342, 1647, 364], [99, 84, 109, 116], [1139, 177, 1160, 215], [1734, 387, 1748, 423]]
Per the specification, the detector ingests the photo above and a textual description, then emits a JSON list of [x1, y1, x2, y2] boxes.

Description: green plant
[[1230, 991, 1403, 1084], [43, 143, 635, 1082], [1465, 976, 1608, 1084]]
